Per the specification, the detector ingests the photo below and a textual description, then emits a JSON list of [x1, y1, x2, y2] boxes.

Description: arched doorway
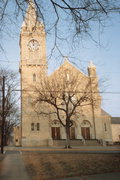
[[81, 120, 91, 139], [51, 120, 60, 140]]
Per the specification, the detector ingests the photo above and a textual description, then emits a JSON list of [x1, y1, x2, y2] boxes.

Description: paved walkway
[[0, 151, 32, 180], [4, 145, 120, 152], [53, 172, 120, 180], [3, 145, 120, 155]]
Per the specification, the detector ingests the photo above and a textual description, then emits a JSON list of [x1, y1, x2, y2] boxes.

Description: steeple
[[88, 61, 96, 68], [88, 61, 97, 77], [64, 56, 69, 62], [21, 0, 42, 31]]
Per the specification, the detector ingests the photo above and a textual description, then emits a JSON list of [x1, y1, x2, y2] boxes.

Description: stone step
[[53, 140, 101, 146]]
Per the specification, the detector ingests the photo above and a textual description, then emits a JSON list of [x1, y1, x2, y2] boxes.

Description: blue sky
[[0, 8, 120, 117]]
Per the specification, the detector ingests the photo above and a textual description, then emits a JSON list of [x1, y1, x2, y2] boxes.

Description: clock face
[[28, 39, 39, 51]]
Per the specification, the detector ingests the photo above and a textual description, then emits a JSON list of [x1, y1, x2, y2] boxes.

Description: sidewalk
[[0, 151, 32, 180], [4, 145, 120, 153], [53, 172, 120, 180]]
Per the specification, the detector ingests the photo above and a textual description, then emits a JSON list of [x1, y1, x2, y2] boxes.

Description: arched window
[[33, 74, 36, 81], [104, 123, 107, 131], [67, 73, 69, 81], [51, 120, 60, 127], [31, 122, 40, 131], [81, 120, 91, 127], [65, 69, 70, 82], [31, 123, 34, 131], [36, 123, 40, 131]]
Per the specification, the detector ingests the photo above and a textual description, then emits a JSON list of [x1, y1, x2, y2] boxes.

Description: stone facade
[[111, 117, 120, 143], [19, 1, 112, 146], [13, 126, 21, 146]]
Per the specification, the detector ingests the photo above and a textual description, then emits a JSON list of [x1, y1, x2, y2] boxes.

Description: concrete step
[[53, 140, 101, 146]]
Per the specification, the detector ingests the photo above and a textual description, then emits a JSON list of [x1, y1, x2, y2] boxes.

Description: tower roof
[[88, 61, 96, 68], [21, 0, 41, 31]]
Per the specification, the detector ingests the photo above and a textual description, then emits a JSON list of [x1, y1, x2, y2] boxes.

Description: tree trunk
[[65, 126, 71, 148]]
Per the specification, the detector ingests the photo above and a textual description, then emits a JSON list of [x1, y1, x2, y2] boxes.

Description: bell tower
[[19, 0, 47, 73], [19, 0, 48, 146]]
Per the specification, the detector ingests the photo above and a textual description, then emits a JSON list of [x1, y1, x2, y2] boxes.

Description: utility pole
[[1, 76, 5, 154]]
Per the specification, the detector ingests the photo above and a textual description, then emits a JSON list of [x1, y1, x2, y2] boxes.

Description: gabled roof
[[101, 109, 111, 117], [49, 59, 88, 78], [111, 117, 120, 124]]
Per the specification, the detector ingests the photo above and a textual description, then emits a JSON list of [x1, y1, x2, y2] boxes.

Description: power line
[[0, 60, 19, 63], [0, 89, 120, 94]]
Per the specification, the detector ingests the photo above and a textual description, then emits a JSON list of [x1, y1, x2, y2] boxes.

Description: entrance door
[[51, 127, 60, 140], [81, 127, 90, 139], [70, 127, 75, 139]]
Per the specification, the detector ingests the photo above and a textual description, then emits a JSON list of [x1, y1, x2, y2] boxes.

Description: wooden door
[[56, 127, 60, 139], [86, 127, 90, 139], [52, 127, 55, 139], [81, 127, 90, 139], [70, 127, 75, 139], [51, 127, 60, 140]]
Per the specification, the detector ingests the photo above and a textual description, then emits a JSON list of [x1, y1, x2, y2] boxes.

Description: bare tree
[[32, 68, 99, 148], [0, 67, 20, 145], [0, 0, 120, 57]]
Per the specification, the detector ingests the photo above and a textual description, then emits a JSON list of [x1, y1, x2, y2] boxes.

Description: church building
[[19, 1, 112, 147]]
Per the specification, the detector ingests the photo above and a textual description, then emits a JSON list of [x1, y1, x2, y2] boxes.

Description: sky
[[0, 4, 120, 117]]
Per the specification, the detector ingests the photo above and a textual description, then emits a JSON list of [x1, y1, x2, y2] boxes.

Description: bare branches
[[32, 67, 100, 127], [0, 0, 9, 21], [0, 0, 120, 57], [0, 67, 20, 143], [29, 65, 102, 147], [96, 0, 107, 15]]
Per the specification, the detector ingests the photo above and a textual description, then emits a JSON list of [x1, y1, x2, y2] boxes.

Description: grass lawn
[[22, 152, 120, 179]]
